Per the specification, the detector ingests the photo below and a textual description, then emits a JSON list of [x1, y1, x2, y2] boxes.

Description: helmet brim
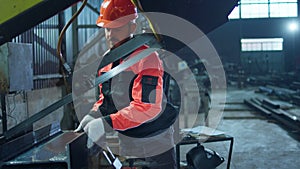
[[96, 17, 127, 28], [96, 14, 137, 28]]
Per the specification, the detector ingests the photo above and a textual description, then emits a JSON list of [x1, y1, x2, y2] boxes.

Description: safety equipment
[[186, 144, 224, 169], [84, 118, 105, 146], [74, 114, 95, 132], [96, 0, 138, 28], [92, 44, 179, 138]]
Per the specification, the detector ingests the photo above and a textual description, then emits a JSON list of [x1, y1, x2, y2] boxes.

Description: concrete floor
[[179, 86, 300, 169]]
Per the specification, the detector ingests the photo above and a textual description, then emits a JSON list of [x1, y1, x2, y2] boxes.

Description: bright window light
[[288, 22, 299, 32], [230, 0, 298, 19], [241, 38, 283, 51]]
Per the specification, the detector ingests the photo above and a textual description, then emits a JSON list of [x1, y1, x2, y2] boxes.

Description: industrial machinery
[[0, 123, 89, 169], [0, 0, 239, 168]]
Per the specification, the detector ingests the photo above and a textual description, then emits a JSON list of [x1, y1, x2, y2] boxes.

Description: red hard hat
[[96, 0, 138, 28]]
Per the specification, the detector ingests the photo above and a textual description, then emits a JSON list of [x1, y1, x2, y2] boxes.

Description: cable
[[56, 0, 88, 93], [56, 0, 87, 129], [7, 114, 17, 125], [131, 0, 162, 42], [7, 92, 17, 116], [1, 92, 19, 126]]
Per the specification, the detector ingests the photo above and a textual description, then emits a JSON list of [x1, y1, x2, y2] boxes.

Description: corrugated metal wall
[[77, 0, 100, 50], [13, 15, 61, 89], [11, 0, 149, 90], [11, 0, 102, 90]]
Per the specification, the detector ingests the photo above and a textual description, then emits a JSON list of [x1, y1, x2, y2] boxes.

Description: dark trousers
[[145, 147, 177, 169]]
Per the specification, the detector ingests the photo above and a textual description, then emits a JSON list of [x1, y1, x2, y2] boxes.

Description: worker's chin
[[110, 38, 129, 49]]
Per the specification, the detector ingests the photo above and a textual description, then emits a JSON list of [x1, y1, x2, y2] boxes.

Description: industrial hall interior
[[0, 0, 299, 169]]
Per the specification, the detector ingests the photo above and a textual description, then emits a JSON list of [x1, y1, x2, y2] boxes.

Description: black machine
[[0, 123, 88, 169]]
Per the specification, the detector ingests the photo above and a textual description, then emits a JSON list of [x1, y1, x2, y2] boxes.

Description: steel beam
[[0, 0, 81, 46]]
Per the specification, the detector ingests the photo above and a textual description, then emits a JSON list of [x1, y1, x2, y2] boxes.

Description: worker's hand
[[84, 118, 105, 145], [74, 114, 95, 132]]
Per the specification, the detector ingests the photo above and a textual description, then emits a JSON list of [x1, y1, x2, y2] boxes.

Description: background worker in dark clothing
[[75, 0, 177, 168]]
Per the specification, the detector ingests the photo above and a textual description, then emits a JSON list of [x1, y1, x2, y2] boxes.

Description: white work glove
[[74, 110, 102, 132], [84, 118, 105, 147], [74, 114, 95, 132]]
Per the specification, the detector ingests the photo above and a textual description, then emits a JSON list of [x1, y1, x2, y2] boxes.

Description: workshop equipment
[[244, 97, 300, 132], [0, 0, 239, 168], [0, 123, 88, 169], [0, 43, 33, 93], [0, 42, 33, 133]]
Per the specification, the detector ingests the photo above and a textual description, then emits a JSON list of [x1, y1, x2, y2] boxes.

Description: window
[[241, 3, 269, 18], [228, 6, 240, 19], [270, 3, 298, 17], [241, 38, 283, 51], [228, 0, 298, 19], [270, 0, 297, 2]]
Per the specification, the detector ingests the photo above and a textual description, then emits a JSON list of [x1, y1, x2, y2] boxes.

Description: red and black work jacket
[[92, 45, 177, 137]]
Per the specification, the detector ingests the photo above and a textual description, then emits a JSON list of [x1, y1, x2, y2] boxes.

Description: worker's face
[[104, 22, 136, 49]]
